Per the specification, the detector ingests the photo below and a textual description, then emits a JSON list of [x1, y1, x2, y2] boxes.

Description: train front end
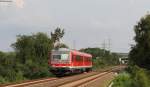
[[49, 49, 72, 75]]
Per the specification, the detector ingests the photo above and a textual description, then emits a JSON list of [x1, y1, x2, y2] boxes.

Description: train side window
[[89, 57, 92, 61], [85, 57, 88, 61], [81, 56, 83, 61], [76, 55, 81, 61], [86, 57, 91, 62], [80, 56, 83, 61], [87, 57, 89, 61]]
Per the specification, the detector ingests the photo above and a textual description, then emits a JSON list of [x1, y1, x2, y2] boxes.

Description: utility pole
[[108, 38, 111, 52], [73, 40, 76, 50], [102, 40, 106, 55]]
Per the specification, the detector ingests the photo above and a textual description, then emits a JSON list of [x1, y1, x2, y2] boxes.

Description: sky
[[0, 0, 150, 53]]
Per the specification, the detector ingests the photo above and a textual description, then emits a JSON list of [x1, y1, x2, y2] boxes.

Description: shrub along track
[[2, 65, 126, 87]]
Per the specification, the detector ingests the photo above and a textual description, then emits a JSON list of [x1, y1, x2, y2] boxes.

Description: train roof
[[52, 48, 92, 57], [71, 50, 92, 57], [51, 48, 70, 52]]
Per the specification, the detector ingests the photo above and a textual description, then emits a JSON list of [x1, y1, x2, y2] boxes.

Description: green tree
[[129, 14, 150, 69], [54, 43, 69, 50], [51, 28, 64, 44], [50, 27, 68, 49], [0, 28, 67, 83], [12, 32, 53, 79]]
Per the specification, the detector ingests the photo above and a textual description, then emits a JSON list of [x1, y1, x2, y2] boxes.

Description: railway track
[[3, 78, 58, 87], [3, 65, 126, 87], [59, 72, 112, 87]]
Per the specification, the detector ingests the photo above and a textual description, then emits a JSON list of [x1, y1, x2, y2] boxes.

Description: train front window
[[61, 54, 69, 60], [53, 55, 61, 60], [52, 54, 69, 60]]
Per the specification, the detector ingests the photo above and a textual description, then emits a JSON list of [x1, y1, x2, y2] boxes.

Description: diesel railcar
[[48, 48, 92, 75]]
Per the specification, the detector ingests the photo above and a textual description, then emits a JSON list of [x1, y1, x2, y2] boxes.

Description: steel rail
[[4, 78, 58, 87]]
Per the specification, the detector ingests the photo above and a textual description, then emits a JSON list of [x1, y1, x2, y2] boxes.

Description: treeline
[[0, 28, 65, 83], [80, 48, 120, 69], [112, 14, 150, 87]]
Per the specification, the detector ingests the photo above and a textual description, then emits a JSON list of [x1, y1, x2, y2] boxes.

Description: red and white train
[[49, 48, 92, 75]]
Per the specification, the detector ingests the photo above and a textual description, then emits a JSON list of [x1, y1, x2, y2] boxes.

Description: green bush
[[0, 76, 7, 84], [92, 58, 105, 69], [112, 73, 133, 87], [131, 66, 150, 87], [15, 71, 26, 82], [112, 66, 150, 87]]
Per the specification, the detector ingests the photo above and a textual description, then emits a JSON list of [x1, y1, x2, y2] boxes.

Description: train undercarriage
[[50, 67, 92, 76]]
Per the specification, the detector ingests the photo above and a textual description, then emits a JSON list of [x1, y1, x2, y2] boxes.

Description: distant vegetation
[[112, 14, 150, 87], [80, 48, 120, 69]]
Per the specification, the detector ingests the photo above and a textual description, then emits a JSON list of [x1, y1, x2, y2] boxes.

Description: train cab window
[[53, 55, 61, 60], [61, 54, 69, 60], [52, 54, 69, 60]]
